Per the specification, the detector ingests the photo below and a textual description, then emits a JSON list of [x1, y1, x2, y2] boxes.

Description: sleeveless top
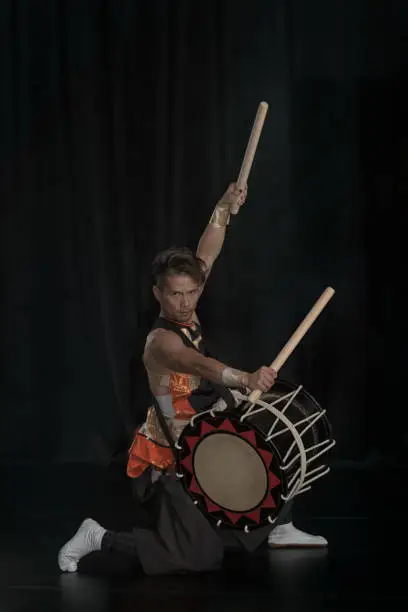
[[126, 316, 236, 478]]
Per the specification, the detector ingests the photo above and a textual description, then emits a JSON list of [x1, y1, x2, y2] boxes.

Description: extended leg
[[58, 472, 224, 576]]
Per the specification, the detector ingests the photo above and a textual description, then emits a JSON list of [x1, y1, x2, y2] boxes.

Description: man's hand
[[218, 182, 248, 214], [246, 366, 277, 392]]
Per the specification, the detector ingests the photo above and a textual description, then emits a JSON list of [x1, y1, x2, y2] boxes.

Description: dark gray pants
[[101, 468, 294, 576]]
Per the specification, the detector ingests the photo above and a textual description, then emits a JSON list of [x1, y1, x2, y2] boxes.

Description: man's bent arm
[[149, 332, 249, 389]]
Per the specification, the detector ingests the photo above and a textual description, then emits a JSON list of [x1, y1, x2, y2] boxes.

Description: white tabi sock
[[58, 518, 106, 572]]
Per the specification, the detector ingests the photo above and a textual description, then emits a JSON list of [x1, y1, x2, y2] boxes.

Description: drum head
[[194, 432, 268, 512], [177, 412, 285, 530]]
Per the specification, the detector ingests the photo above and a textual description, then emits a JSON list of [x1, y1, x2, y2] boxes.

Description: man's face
[[153, 274, 201, 323]]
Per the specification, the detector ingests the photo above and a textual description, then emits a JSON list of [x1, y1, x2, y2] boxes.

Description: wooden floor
[[0, 462, 405, 612]]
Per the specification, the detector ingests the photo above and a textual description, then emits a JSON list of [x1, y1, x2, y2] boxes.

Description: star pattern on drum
[[180, 417, 281, 528]]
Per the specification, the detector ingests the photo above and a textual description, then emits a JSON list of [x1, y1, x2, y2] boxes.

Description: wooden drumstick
[[248, 287, 335, 403], [230, 101, 269, 215]]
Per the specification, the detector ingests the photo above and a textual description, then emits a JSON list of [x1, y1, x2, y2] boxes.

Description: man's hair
[[152, 246, 206, 290]]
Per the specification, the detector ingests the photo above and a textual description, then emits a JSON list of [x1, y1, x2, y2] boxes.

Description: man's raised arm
[[196, 183, 247, 277]]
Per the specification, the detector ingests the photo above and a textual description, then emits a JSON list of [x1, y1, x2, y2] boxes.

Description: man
[[58, 183, 327, 576]]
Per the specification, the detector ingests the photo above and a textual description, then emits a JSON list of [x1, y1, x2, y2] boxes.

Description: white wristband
[[221, 367, 246, 387]]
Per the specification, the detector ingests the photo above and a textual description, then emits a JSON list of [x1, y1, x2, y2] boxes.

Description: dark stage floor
[[0, 462, 406, 612]]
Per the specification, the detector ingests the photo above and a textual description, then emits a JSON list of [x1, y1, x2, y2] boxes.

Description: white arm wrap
[[154, 394, 175, 418], [221, 367, 246, 387]]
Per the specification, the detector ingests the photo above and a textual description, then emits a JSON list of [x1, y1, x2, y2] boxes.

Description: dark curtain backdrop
[[1, 0, 406, 466]]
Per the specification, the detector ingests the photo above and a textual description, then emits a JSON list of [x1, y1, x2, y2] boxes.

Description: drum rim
[[176, 378, 334, 531]]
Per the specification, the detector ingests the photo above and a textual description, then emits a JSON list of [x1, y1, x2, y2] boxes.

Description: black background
[[1, 0, 406, 484]]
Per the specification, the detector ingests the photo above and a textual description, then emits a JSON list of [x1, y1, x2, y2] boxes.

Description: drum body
[[176, 379, 335, 532]]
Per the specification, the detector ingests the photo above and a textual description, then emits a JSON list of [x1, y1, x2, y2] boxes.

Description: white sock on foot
[[58, 518, 106, 572], [268, 521, 328, 548]]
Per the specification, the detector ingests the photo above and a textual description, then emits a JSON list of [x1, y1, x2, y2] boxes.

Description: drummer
[[57, 183, 328, 576]]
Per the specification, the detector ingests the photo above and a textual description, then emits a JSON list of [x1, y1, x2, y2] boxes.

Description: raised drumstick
[[231, 101, 269, 215], [248, 287, 335, 403]]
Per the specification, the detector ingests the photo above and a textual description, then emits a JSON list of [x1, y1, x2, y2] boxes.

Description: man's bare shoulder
[[144, 328, 184, 367], [145, 328, 184, 349]]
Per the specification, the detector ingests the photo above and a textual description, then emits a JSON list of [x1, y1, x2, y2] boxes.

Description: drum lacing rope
[[280, 409, 328, 465], [266, 409, 322, 442], [277, 408, 335, 499], [281, 437, 335, 472], [189, 407, 220, 427], [239, 386, 303, 424], [254, 397, 308, 499], [299, 465, 331, 489]]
